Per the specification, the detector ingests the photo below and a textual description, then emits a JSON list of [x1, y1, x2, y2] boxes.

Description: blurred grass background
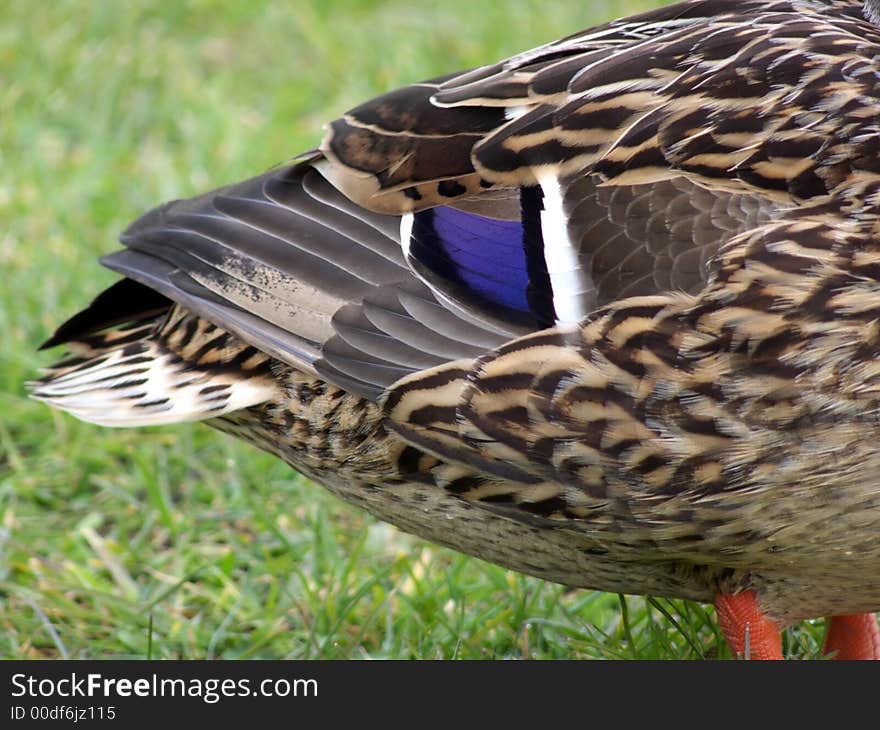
[[0, 0, 827, 659]]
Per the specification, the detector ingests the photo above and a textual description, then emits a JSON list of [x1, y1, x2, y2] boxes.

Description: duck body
[[32, 0, 880, 657]]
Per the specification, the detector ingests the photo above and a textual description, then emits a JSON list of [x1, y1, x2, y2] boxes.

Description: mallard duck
[[31, 0, 880, 659]]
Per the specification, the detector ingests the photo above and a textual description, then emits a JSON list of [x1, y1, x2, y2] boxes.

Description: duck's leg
[[823, 614, 880, 660], [715, 591, 783, 660]]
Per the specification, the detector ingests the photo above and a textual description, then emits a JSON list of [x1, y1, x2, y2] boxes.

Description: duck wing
[[41, 0, 880, 407]]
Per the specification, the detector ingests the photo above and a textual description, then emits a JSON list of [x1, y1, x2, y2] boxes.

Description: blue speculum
[[407, 188, 555, 327]]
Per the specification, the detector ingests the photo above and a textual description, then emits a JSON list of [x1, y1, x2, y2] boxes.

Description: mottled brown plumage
[[31, 0, 880, 657]]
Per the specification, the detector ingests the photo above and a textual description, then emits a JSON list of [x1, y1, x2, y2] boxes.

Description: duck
[[30, 0, 880, 659]]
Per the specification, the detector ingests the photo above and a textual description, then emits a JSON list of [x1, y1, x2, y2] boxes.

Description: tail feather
[[30, 310, 280, 427]]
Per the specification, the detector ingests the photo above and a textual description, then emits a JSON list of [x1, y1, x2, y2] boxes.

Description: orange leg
[[823, 614, 880, 660], [715, 591, 783, 660]]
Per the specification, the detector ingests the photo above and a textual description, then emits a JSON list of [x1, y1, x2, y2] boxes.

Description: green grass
[[0, 0, 828, 660]]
